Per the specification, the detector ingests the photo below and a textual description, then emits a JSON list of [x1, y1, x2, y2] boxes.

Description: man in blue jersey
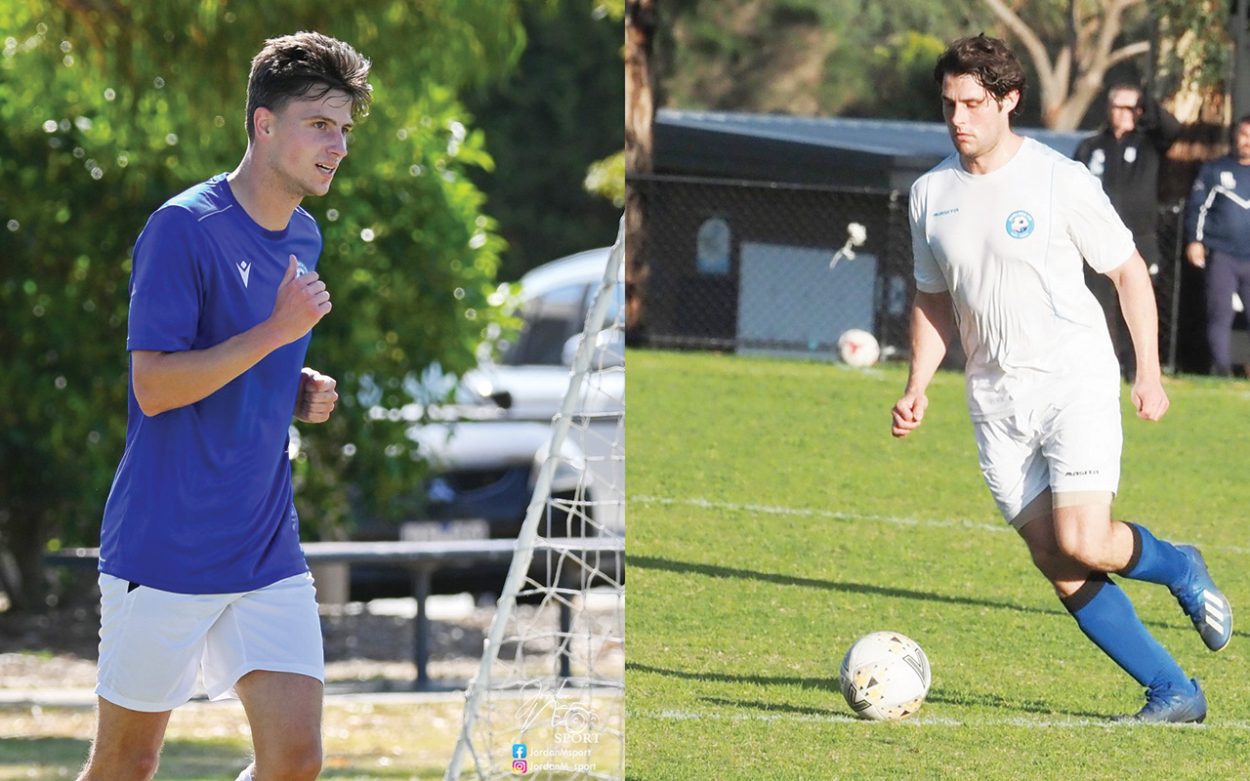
[[894, 35, 1230, 724], [79, 32, 371, 781], [1184, 115, 1250, 376]]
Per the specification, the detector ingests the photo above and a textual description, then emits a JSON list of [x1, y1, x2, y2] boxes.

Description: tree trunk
[[625, 0, 656, 345], [983, 0, 1150, 130]]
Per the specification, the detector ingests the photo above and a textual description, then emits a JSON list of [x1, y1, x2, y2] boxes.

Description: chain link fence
[[630, 172, 1203, 374]]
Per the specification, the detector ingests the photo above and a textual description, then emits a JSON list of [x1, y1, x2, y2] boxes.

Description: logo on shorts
[[1005, 210, 1035, 239]]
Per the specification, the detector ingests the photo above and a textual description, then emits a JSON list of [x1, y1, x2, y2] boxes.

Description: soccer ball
[[838, 631, 931, 721], [837, 329, 880, 368]]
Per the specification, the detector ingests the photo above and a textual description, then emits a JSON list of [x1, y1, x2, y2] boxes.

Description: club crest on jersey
[[1221, 170, 1237, 189], [296, 260, 310, 277], [1005, 210, 1035, 239]]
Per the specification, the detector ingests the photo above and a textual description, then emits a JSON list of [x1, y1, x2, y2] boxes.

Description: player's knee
[[1052, 526, 1106, 569], [262, 738, 322, 781], [80, 748, 160, 781]]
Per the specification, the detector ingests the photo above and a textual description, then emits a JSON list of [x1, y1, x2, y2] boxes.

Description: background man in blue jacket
[[1185, 115, 1250, 376]]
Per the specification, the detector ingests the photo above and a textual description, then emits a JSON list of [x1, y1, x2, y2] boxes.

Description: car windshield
[[500, 251, 622, 367], [502, 282, 588, 366]]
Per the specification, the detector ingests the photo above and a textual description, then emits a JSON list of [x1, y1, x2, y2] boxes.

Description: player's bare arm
[[132, 255, 330, 416], [295, 368, 338, 423], [1104, 252, 1169, 421], [892, 290, 955, 438]]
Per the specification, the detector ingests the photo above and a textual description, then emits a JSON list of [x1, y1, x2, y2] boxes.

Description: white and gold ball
[[838, 631, 930, 721]]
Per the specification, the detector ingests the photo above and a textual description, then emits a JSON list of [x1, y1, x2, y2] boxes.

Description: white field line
[[629, 495, 1250, 556], [644, 708, 1250, 730], [630, 495, 1011, 534]]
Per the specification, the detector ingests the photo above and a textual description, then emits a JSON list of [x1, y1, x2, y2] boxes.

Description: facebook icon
[[512, 743, 528, 759]]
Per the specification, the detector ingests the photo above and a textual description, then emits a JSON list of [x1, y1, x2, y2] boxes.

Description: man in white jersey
[[892, 35, 1230, 722]]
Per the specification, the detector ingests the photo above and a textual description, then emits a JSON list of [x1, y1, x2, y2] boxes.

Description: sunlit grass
[[627, 350, 1250, 780]]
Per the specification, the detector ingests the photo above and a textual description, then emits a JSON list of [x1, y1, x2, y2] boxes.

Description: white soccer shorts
[[973, 389, 1122, 527], [96, 571, 324, 712]]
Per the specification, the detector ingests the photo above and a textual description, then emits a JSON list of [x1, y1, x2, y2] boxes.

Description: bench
[[46, 537, 624, 689]]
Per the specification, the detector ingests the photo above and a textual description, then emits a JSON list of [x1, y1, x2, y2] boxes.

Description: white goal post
[[446, 218, 626, 780]]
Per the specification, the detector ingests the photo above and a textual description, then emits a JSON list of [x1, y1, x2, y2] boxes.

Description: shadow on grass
[[923, 688, 1109, 720], [697, 692, 1111, 721], [698, 696, 842, 718], [627, 665, 1111, 721], [627, 662, 835, 693], [630, 555, 1059, 617], [631, 554, 1250, 641]]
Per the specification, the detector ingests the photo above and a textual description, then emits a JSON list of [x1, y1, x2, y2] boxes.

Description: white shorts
[[96, 571, 324, 712], [973, 390, 1122, 527]]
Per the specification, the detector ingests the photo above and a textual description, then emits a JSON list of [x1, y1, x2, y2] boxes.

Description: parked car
[[461, 246, 624, 420], [348, 409, 594, 600], [348, 247, 624, 600], [460, 247, 625, 534]]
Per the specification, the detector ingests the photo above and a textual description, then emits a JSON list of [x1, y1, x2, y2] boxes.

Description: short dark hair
[[245, 31, 372, 140], [934, 34, 1026, 119], [1238, 114, 1250, 129]]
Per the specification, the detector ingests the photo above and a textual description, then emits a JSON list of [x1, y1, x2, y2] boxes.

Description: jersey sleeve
[[1184, 161, 1215, 244], [1058, 160, 1136, 274], [909, 177, 948, 293], [127, 207, 203, 352]]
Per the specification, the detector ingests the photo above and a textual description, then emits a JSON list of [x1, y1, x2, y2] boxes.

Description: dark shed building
[[637, 109, 1085, 358]]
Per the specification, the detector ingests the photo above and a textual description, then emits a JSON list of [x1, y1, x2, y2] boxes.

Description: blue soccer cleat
[[1116, 678, 1207, 724], [1172, 545, 1233, 652]]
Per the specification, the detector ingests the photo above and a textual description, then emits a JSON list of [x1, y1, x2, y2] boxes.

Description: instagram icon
[[512, 759, 528, 774]]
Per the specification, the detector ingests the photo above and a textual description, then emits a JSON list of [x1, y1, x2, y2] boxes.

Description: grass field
[[626, 350, 1250, 780], [0, 699, 463, 780]]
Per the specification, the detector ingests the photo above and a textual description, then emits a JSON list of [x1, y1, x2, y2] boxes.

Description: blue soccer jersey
[[99, 174, 321, 594]]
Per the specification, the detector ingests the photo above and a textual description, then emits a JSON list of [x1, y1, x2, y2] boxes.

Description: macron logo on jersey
[[236, 260, 252, 288]]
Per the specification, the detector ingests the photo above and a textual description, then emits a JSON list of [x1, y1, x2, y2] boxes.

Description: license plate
[[400, 519, 491, 542]]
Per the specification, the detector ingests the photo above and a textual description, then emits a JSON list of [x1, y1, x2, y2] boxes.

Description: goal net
[[446, 219, 625, 780]]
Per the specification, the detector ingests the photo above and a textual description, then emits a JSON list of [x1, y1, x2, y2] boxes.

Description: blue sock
[[1061, 574, 1191, 691], [1118, 522, 1190, 590]]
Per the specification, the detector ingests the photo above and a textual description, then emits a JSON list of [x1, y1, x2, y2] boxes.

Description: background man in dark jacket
[[1076, 83, 1181, 378]]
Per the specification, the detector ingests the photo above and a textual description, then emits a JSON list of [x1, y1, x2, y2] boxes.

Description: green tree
[[655, 0, 995, 117], [980, 0, 1153, 129], [464, 0, 624, 281], [0, 1, 526, 609]]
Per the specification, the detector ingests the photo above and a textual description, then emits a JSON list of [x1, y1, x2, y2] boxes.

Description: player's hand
[[1185, 242, 1207, 269], [1131, 376, 1169, 422], [296, 368, 338, 423], [891, 392, 928, 438], [268, 255, 331, 346]]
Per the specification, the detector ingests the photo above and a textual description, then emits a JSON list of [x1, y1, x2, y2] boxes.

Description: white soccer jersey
[[909, 137, 1136, 421]]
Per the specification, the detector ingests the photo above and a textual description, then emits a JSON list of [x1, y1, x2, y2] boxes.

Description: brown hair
[[245, 31, 372, 140], [934, 34, 1026, 119]]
